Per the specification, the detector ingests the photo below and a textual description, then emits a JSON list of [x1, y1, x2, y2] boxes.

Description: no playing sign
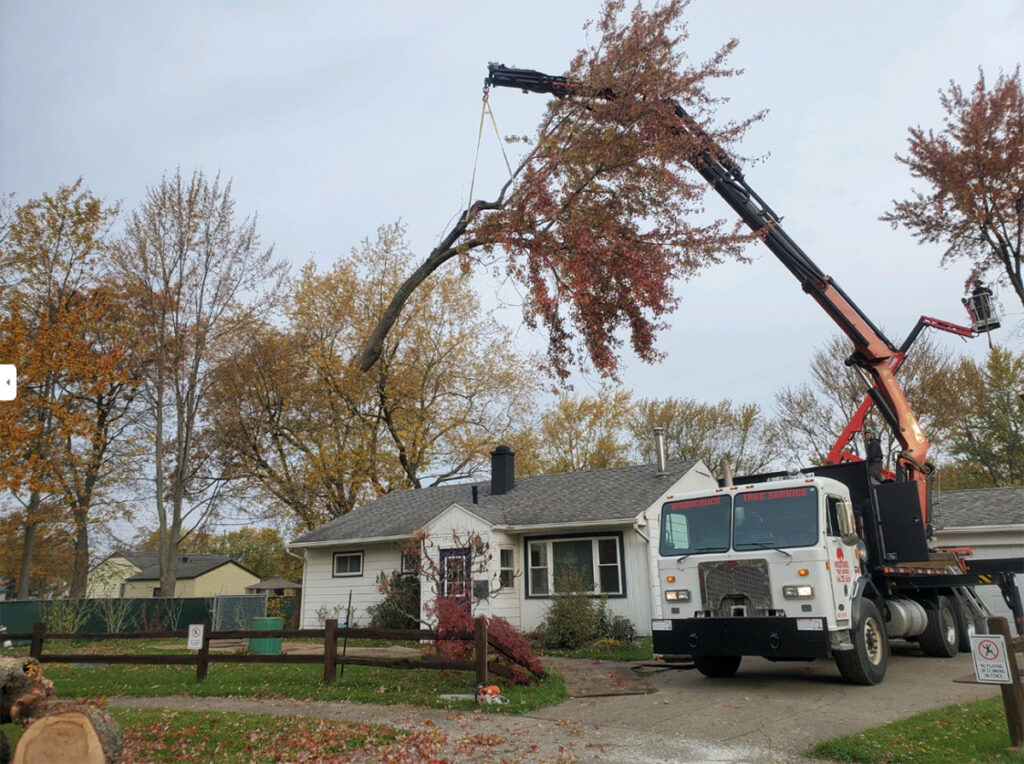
[[187, 623, 205, 651], [971, 634, 1011, 684]]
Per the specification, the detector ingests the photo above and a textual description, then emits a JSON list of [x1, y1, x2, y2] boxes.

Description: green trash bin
[[248, 616, 283, 655]]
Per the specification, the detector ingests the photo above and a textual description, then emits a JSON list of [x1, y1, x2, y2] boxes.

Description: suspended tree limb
[[357, 180, 516, 373]]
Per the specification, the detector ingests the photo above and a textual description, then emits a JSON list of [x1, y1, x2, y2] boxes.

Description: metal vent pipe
[[654, 427, 668, 476]]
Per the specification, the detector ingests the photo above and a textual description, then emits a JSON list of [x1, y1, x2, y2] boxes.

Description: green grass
[[810, 697, 1024, 763], [36, 661, 567, 713], [5, 708, 406, 762]]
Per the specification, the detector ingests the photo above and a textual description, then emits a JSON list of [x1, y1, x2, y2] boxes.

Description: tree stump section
[[12, 708, 122, 764]]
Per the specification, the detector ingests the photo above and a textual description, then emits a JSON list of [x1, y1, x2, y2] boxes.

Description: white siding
[[488, 529, 521, 629], [933, 525, 1024, 621], [420, 504, 499, 624], [298, 542, 406, 628]]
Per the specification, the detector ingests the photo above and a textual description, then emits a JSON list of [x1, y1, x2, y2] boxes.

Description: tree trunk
[[69, 503, 89, 599], [15, 492, 40, 600], [12, 706, 122, 764]]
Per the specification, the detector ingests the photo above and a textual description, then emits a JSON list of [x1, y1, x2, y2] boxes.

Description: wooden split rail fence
[[5, 616, 541, 690]]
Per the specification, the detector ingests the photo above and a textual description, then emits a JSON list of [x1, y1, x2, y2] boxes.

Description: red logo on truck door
[[834, 546, 851, 583]]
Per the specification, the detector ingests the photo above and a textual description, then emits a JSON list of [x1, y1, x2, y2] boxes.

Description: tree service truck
[[484, 62, 1023, 685]]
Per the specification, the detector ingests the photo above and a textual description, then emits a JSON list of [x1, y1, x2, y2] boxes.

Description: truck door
[[825, 494, 858, 628]]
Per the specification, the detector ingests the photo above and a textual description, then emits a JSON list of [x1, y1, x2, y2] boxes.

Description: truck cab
[[652, 475, 864, 674]]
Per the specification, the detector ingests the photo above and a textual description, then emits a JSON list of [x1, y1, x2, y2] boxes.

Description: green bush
[[367, 572, 420, 630], [540, 568, 601, 649]]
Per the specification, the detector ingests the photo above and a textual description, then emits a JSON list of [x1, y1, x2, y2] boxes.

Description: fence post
[[989, 617, 1024, 752], [30, 622, 45, 660], [323, 618, 338, 684], [474, 616, 488, 690], [196, 619, 212, 681]]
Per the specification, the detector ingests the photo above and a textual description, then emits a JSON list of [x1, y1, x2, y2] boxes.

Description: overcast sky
[[3, 0, 1022, 417]]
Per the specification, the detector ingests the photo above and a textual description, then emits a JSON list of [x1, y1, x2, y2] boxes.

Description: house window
[[526, 535, 624, 597], [332, 551, 363, 578], [499, 547, 515, 589], [400, 551, 420, 575]]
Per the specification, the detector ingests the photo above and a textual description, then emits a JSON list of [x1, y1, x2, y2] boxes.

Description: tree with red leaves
[[883, 67, 1024, 309], [358, 0, 760, 382]]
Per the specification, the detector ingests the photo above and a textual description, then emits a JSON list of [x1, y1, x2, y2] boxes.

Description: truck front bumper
[[652, 616, 832, 659]]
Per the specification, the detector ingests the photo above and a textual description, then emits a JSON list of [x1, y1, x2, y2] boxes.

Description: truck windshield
[[659, 495, 731, 557], [733, 486, 818, 551]]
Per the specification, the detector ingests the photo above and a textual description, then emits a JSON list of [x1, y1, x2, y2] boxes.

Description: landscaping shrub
[[539, 568, 600, 649], [367, 572, 420, 630], [431, 597, 543, 684]]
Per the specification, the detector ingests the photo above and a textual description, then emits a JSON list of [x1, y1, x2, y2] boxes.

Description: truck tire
[[955, 595, 976, 654], [919, 595, 958, 658], [835, 599, 888, 685], [693, 655, 742, 678]]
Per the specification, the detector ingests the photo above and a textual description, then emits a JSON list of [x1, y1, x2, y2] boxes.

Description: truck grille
[[699, 559, 772, 615]]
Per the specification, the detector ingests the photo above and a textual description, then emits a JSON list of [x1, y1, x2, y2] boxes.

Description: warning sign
[[970, 634, 1011, 684], [187, 623, 205, 651]]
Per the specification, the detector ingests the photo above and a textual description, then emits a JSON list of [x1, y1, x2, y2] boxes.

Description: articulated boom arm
[[485, 63, 933, 496]]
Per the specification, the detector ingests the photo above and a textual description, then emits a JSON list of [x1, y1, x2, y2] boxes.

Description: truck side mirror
[[838, 500, 858, 545]]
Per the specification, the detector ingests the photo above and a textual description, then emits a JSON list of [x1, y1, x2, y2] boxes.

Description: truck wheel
[[834, 599, 888, 685], [954, 596, 976, 654], [693, 655, 742, 678], [919, 595, 958, 658]]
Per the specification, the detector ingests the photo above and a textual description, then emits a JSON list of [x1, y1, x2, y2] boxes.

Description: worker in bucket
[[863, 428, 884, 483]]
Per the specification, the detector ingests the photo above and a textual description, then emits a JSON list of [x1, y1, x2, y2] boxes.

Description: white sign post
[[971, 634, 1012, 684], [187, 623, 205, 651]]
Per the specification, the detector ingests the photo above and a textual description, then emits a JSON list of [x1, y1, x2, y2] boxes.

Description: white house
[[932, 485, 1024, 620], [289, 445, 1024, 634], [288, 446, 718, 633]]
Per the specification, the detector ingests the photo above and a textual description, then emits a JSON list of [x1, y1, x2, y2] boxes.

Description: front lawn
[[810, 697, 1023, 762], [4, 708, 407, 763], [38, 661, 567, 713], [535, 635, 653, 662]]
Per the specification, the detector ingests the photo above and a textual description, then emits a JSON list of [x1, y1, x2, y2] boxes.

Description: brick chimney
[[490, 444, 515, 496]]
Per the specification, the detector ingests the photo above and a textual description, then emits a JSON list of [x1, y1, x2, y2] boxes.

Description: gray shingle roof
[[932, 486, 1024, 529], [127, 554, 249, 581], [119, 552, 159, 569], [291, 460, 699, 547]]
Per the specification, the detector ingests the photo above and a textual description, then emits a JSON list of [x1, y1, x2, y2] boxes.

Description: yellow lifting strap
[[467, 86, 514, 213]]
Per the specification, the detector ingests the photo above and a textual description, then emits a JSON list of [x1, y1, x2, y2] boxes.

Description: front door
[[440, 547, 471, 609]]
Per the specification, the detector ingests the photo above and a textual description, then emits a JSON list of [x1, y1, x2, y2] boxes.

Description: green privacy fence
[[0, 596, 297, 638]]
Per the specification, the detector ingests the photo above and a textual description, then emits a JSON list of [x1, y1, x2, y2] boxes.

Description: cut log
[[12, 706, 122, 764], [0, 657, 53, 724]]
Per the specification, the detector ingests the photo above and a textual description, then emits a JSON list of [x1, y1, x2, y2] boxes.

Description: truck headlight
[[664, 589, 690, 602], [783, 585, 814, 599]]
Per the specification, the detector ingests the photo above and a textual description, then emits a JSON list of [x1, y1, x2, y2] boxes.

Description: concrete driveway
[[110, 646, 1001, 762]]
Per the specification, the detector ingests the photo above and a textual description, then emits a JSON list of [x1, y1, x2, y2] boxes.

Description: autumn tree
[[0, 181, 135, 598], [883, 67, 1024, 309], [206, 222, 536, 530], [358, 0, 759, 382], [113, 169, 285, 596], [524, 390, 634, 474], [773, 333, 961, 468], [940, 346, 1024, 487], [0, 507, 74, 599], [628, 396, 783, 476]]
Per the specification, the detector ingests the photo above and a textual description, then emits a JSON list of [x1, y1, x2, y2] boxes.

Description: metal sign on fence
[[971, 634, 1012, 684], [187, 623, 205, 651]]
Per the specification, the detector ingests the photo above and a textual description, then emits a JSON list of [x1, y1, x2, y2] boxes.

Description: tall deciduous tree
[[628, 396, 783, 476], [207, 222, 536, 530], [530, 390, 635, 473], [943, 346, 1024, 487], [358, 0, 760, 382], [883, 67, 1024, 308], [113, 169, 285, 596], [0, 181, 134, 598]]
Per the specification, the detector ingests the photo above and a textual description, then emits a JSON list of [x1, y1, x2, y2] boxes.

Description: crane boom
[[484, 63, 933, 515]]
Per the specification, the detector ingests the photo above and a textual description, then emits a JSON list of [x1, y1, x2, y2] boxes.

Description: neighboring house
[[87, 552, 261, 599], [289, 445, 718, 633], [86, 552, 159, 598], [932, 485, 1024, 620], [246, 576, 302, 596]]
